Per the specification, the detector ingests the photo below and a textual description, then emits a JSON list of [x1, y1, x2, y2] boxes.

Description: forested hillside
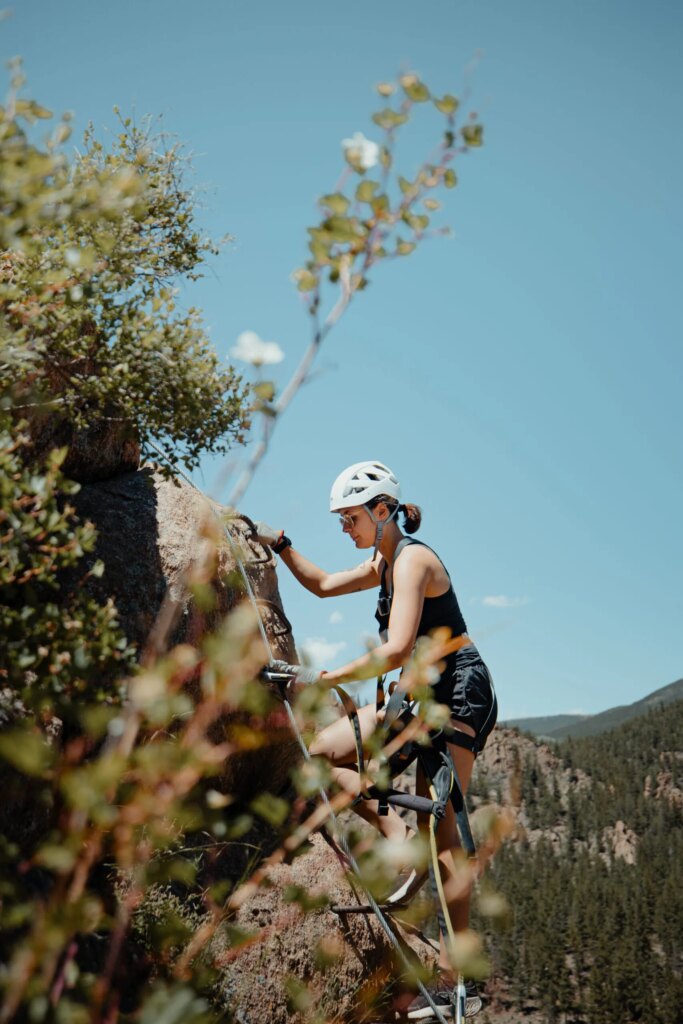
[[471, 700, 683, 1023]]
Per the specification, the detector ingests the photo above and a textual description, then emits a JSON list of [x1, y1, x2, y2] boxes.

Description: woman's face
[[338, 504, 386, 548]]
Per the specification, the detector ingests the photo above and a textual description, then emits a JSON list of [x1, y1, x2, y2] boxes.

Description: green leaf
[[370, 193, 389, 217], [396, 238, 416, 256], [34, 844, 76, 872], [0, 729, 54, 776], [323, 215, 365, 244], [283, 884, 330, 912], [291, 267, 318, 292], [250, 792, 289, 827], [308, 229, 332, 263], [402, 212, 430, 233], [253, 381, 275, 403], [444, 130, 455, 148], [138, 984, 212, 1024], [435, 94, 459, 115], [423, 198, 441, 211], [398, 176, 413, 196], [285, 977, 314, 1014], [224, 924, 256, 948], [444, 168, 458, 189], [319, 193, 350, 216], [15, 99, 53, 121], [400, 75, 430, 103], [314, 937, 342, 971], [372, 108, 409, 131], [356, 180, 379, 203], [462, 123, 484, 147]]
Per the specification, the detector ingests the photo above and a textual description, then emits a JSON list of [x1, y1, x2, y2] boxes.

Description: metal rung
[[366, 787, 441, 817], [331, 903, 407, 915], [223, 518, 272, 566]]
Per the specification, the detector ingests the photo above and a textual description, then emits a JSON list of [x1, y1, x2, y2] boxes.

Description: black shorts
[[387, 644, 497, 767], [431, 644, 498, 754]]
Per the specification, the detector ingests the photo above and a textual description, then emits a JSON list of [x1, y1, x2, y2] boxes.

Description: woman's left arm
[[320, 551, 429, 686]]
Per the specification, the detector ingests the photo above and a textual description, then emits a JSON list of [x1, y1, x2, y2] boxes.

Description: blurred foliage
[[230, 69, 485, 501], [0, 58, 249, 475], [292, 71, 483, 308], [0, 61, 500, 1024], [0, 429, 133, 723]]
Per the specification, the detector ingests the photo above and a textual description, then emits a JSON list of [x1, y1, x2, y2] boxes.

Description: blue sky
[[8, 0, 682, 719]]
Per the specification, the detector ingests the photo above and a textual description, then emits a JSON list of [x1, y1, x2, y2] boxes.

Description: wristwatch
[[272, 532, 292, 554]]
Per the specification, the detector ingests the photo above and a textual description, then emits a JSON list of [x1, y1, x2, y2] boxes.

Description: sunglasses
[[338, 512, 363, 530]]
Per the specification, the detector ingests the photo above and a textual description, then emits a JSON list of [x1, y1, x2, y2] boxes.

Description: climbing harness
[[147, 444, 464, 1024]]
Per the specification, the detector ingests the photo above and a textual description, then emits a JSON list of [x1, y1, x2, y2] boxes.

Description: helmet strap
[[365, 502, 399, 560]]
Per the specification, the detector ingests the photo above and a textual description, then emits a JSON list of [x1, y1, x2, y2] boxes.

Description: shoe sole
[[332, 868, 430, 914], [384, 868, 429, 906]]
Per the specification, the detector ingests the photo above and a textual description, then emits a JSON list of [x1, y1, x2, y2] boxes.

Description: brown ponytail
[[400, 502, 422, 534], [368, 495, 422, 534]]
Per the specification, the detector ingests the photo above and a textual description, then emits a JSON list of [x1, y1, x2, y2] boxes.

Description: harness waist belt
[[446, 634, 473, 654]]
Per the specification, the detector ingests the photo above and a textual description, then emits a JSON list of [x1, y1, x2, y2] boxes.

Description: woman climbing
[[256, 460, 497, 1020]]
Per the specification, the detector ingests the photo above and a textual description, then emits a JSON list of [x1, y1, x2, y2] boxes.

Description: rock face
[[470, 727, 592, 853], [602, 820, 638, 865], [214, 832, 438, 1024], [70, 464, 295, 657], [70, 464, 300, 800], [23, 406, 141, 483]]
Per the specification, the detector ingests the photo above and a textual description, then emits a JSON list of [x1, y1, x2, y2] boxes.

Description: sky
[[7, 0, 682, 719]]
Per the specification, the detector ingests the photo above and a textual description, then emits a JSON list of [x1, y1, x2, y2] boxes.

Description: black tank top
[[374, 537, 468, 641]]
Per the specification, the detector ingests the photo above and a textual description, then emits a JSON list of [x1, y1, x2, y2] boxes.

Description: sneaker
[[406, 976, 482, 1020]]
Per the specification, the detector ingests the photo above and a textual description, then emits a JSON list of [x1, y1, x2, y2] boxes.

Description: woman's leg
[[416, 722, 476, 977], [309, 702, 409, 842]]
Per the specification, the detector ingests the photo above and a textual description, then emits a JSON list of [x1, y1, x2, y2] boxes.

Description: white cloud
[[301, 636, 347, 669], [329, 610, 343, 625], [482, 595, 530, 609], [231, 330, 284, 367]]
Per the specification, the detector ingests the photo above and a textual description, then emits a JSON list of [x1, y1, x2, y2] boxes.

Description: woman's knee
[[309, 718, 359, 763], [309, 734, 334, 759]]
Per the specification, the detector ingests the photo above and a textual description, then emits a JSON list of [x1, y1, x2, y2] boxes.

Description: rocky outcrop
[[22, 404, 141, 483], [472, 726, 591, 809], [601, 819, 638, 865], [68, 463, 300, 801], [470, 728, 594, 853], [212, 832, 438, 1024], [70, 464, 295, 657]]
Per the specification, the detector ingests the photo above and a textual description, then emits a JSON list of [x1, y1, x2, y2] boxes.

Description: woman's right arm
[[279, 547, 379, 598]]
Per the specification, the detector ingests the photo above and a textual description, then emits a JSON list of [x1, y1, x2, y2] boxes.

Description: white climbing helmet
[[329, 461, 401, 513]]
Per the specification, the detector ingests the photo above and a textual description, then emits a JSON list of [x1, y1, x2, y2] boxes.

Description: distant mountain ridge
[[504, 676, 683, 739]]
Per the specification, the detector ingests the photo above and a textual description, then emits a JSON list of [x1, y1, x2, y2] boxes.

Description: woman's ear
[[374, 502, 388, 521]]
